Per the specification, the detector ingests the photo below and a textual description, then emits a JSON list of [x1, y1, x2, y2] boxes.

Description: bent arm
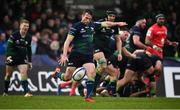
[[133, 35, 147, 50]]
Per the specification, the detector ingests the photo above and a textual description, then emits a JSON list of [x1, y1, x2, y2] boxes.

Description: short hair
[[82, 9, 93, 16], [106, 9, 117, 16], [20, 19, 30, 24], [136, 15, 146, 21], [155, 13, 165, 20]]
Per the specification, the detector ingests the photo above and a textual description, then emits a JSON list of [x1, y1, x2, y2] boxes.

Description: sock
[[85, 80, 95, 98], [93, 73, 101, 95], [21, 80, 29, 94], [59, 73, 65, 81], [60, 81, 71, 88], [69, 86, 76, 96], [4, 76, 11, 93], [107, 81, 117, 96]]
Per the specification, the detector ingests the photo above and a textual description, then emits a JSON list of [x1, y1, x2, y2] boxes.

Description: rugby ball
[[72, 67, 86, 81]]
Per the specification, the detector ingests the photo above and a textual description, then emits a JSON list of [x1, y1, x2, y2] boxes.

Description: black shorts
[[94, 45, 112, 59], [107, 54, 119, 68], [127, 53, 152, 72], [149, 55, 162, 67], [68, 51, 94, 68], [6, 56, 28, 66]]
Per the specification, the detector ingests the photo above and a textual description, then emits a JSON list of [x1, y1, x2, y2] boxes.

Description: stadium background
[[0, 0, 180, 97]]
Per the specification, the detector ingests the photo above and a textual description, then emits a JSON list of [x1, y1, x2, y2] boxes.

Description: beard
[[157, 22, 164, 26]]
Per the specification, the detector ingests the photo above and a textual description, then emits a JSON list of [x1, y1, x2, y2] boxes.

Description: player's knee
[[21, 74, 28, 80], [4, 75, 11, 80], [97, 58, 107, 69]]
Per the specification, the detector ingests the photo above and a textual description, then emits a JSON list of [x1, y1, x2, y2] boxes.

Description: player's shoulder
[[131, 26, 140, 31], [148, 24, 157, 31], [72, 22, 82, 28], [10, 31, 20, 39], [70, 22, 83, 31]]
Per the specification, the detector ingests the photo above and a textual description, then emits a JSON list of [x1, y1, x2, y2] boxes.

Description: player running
[[3, 19, 33, 97]]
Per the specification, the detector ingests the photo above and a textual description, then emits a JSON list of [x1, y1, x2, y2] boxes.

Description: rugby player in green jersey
[[52, 9, 127, 102], [3, 19, 33, 97]]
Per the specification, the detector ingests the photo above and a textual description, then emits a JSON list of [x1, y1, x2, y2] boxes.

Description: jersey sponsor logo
[[80, 28, 86, 33], [146, 30, 151, 36], [156, 31, 165, 34], [68, 62, 74, 66]]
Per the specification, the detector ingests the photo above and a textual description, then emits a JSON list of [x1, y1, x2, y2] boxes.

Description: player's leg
[[17, 64, 32, 97], [83, 63, 96, 102], [154, 60, 162, 81], [116, 69, 135, 92], [3, 65, 14, 96], [56, 67, 76, 95], [57, 80, 72, 95], [69, 80, 79, 96], [94, 52, 107, 74], [93, 51, 107, 95], [105, 55, 120, 96], [51, 66, 76, 81], [105, 64, 119, 96]]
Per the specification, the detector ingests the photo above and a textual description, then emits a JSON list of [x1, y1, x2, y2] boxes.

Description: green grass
[[0, 96, 180, 109]]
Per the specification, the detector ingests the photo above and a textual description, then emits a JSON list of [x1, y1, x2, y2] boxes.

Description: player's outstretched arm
[[101, 21, 127, 27]]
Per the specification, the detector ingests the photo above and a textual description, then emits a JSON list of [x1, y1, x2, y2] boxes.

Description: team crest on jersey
[[80, 28, 86, 33]]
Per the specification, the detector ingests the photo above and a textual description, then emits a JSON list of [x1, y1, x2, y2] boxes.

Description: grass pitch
[[0, 96, 180, 109]]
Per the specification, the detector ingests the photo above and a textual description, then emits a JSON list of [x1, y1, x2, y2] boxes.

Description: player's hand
[[28, 62, 32, 69], [116, 22, 128, 27], [171, 42, 178, 47], [131, 54, 137, 59], [59, 54, 68, 66], [117, 54, 122, 61], [6, 56, 13, 63]]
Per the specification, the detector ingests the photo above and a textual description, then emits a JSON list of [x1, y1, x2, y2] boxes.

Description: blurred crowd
[[0, 0, 180, 60]]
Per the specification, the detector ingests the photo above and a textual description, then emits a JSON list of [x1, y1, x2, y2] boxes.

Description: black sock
[[21, 80, 29, 94], [4, 80, 10, 93], [93, 74, 101, 95]]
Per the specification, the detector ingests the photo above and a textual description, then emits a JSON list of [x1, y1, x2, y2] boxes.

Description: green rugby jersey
[[94, 18, 119, 52], [68, 21, 101, 55], [6, 31, 32, 62], [124, 26, 145, 53]]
